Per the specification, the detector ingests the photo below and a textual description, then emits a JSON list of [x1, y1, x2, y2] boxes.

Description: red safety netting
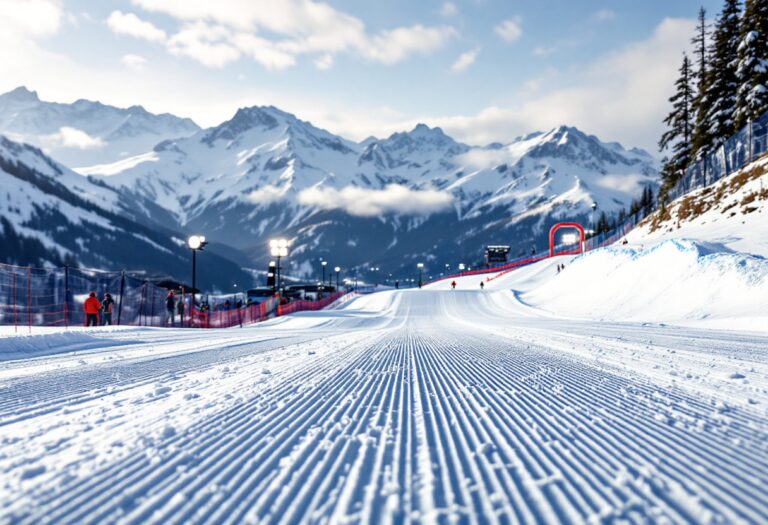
[[0, 261, 356, 332]]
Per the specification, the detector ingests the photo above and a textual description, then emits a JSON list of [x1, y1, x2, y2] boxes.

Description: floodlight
[[188, 235, 202, 250]]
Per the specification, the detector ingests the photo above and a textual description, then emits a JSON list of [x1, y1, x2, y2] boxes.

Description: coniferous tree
[[596, 211, 610, 234], [643, 186, 655, 216], [735, 0, 768, 128], [705, 0, 742, 149], [691, 7, 713, 159], [659, 54, 694, 193]]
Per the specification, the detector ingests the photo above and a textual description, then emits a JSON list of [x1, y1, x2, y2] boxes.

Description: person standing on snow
[[165, 291, 176, 327], [84, 292, 101, 327], [177, 295, 185, 327], [451, 281, 457, 290], [235, 299, 243, 327], [480, 281, 485, 290], [101, 293, 115, 325]]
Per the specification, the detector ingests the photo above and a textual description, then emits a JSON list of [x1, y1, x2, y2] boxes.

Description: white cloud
[[121, 53, 147, 70], [592, 9, 616, 22], [495, 17, 522, 43], [440, 2, 458, 17], [314, 54, 334, 70], [128, 0, 455, 69], [451, 49, 478, 73], [0, 0, 62, 38], [107, 11, 166, 43], [167, 23, 240, 68], [427, 18, 695, 152], [232, 33, 296, 70], [533, 46, 556, 57], [45, 127, 105, 149], [297, 184, 453, 217], [364, 25, 456, 64], [245, 185, 286, 205]]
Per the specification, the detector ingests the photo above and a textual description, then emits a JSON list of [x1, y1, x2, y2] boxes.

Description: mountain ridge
[[0, 86, 201, 167], [74, 103, 658, 278]]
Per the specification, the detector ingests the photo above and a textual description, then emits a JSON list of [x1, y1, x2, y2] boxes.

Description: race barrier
[[0, 264, 171, 331], [0, 261, 358, 333]]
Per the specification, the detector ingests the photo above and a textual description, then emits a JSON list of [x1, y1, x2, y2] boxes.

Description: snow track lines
[[1, 291, 767, 524]]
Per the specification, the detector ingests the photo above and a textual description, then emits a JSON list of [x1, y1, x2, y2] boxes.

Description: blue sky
[[0, 0, 723, 152]]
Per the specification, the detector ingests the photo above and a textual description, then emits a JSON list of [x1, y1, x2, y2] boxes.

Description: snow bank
[[524, 239, 768, 329], [0, 327, 137, 361]]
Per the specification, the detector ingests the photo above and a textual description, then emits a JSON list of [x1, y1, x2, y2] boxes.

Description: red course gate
[[549, 222, 585, 257]]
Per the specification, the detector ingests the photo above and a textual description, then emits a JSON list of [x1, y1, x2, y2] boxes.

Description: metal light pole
[[417, 262, 424, 288], [591, 201, 598, 236], [267, 261, 276, 292], [187, 235, 208, 314], [334, 266, 341, 291], [321, 260, 327, 287], [269, 239, 289, 297]]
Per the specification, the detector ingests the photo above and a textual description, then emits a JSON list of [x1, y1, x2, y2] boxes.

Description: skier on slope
[[165, 291, 176, 327], [84, 292, 101, 327], [101, 293, 115, 325], [480, 281, 485, 290], [451, 281, 457, 290]]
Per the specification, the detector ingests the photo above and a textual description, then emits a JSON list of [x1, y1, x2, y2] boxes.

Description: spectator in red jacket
[[84, 292, 101, 327]]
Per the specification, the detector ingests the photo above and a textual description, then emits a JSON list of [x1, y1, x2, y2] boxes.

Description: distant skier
[[101, 293, 114, 325], [480, 281, 485, 290], [177, 295, 185, 327], [84, 292, 101, 327], [451, 280, 457, 290], [165, 291, 176, 326]]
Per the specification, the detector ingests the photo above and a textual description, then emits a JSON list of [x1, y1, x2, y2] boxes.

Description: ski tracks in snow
[[1, 291, 767, 524]]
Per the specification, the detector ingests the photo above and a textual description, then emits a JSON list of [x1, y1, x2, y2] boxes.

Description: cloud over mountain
[[298, 184, 454, 217]]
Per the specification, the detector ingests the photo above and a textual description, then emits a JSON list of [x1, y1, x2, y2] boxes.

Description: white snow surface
[[0, 288, 766, 524]]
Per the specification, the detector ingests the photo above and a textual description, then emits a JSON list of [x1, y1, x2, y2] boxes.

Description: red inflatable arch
[[549, 222, 585, 257]]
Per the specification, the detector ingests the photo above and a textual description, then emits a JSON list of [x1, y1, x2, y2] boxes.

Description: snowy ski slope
[[0, 290, 767, 524]]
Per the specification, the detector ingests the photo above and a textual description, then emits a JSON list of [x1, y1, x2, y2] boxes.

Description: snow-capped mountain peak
[[1, 86, 40, 103], [0, 87, 201, 167]]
